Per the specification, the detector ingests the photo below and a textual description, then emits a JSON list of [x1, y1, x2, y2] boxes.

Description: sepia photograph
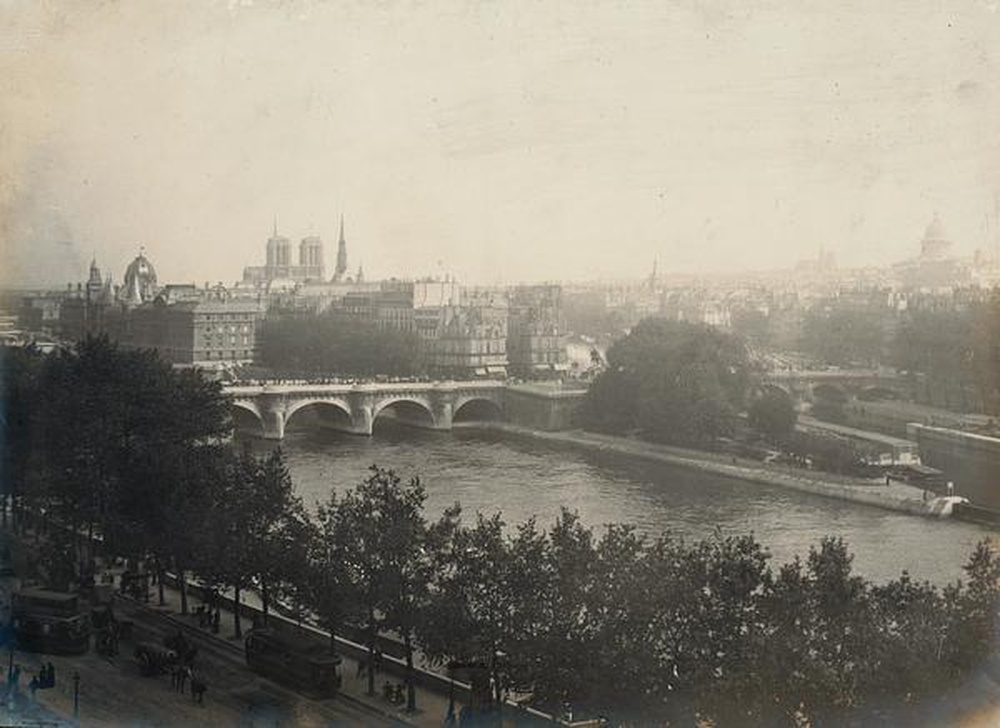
[[2, 1, 1000, 725]]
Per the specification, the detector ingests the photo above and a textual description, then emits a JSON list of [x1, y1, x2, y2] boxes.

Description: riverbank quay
[[465, 423, 960, 520]]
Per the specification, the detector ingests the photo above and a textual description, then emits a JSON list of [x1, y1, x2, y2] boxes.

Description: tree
[[802, 306, 885, 368], [420, 512, 522, 711], [373, 469, 434, 711], [748, 387, 796, 443], [27, 337, 231, 572], [257, 314, 421, 377], [582, 318, 752, 445], [309, 493, 357, 657], [203, 449, 307, 639], [0, 344, 43, 530], [321, 466, 428, 698]]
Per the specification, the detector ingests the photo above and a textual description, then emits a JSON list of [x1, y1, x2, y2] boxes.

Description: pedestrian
[[178, 665, 191, 694], [212, 609, 220, 634], [28, 674, 39, 700], [190, 675, 207, 705], [45, 663, 55, 689]]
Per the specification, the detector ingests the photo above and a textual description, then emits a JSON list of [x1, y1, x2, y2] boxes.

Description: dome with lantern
[[122, 248, 159, 304]]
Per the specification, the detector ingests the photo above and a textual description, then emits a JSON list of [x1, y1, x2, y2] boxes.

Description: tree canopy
[[581, 318, 752, 445], [257, 314, 421, 377], [748, 386, 797, 442]]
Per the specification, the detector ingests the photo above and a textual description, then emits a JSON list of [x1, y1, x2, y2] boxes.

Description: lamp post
[[446, 678, 456, 726], [73, 671, 80, 719]]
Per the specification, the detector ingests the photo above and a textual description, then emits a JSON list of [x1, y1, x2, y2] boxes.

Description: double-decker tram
[[11, 589, 91, 655]]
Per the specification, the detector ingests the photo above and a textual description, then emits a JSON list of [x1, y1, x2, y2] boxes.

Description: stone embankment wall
[[503, 386, 585, 431], [908, 424, 1000, 510], [484, 424, 949, 519]]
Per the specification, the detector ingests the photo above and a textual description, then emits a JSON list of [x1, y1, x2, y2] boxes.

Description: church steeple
[[334, 214, 348, 282]]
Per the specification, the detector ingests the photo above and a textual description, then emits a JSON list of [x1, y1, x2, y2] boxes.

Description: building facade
[[507, 284, 568, 378]]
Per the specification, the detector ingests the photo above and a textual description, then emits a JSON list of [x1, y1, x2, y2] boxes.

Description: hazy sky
[[3, 0, 1000, 288]]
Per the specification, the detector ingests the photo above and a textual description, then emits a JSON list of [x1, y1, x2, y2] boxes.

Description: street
[[10, 597, 398, 727]]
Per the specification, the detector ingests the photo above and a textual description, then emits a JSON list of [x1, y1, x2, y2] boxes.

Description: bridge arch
[[231, 401, 264, 436], [756, 382, 792, 398], [284, 399, 354, 433], [372, 397, 436, 429], [453, 396, 505, 423]]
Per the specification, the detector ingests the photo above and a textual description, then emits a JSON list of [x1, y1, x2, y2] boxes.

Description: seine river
[[243, 421, 994, 586]]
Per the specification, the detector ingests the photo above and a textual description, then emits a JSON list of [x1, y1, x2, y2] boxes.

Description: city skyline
[[3, 1, 1000, 288]]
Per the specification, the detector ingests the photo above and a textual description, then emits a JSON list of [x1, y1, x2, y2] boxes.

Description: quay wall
[[908, 424, 1000, 510], [503, 386, 585, 431], [477, 424, 953, 520]]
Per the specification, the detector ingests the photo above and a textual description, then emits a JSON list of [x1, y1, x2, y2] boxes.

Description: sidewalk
[[127, 577, 462, 728]]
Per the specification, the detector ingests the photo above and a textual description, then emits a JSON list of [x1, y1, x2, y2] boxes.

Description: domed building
[[894, 216, 969, 291], [920, 215, 952, 261], [122, 249, 158, 305]]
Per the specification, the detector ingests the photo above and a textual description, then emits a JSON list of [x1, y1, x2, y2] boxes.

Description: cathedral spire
[[272, 215, 278, 238], [334, 215, 349, 282]]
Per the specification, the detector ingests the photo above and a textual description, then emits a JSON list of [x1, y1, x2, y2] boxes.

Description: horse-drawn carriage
[[134, 631, 198, 676]]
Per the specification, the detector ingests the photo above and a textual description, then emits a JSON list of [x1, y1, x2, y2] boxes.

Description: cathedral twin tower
[[242, 216, 357, 286]]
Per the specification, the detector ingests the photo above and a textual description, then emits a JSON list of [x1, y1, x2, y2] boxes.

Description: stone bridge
[[225, 381, 508, 439], [761, 368, 908, 401]]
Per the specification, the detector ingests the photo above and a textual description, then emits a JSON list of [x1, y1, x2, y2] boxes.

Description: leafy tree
[[0, 344, 43, 530], [748, 387, 797, 443], [582, 318, 751, 445], [372, 469, 435, 711], [309, 494, 358, 656], [321, 466, 428, 697], [203, 449, 306, 638], [257, 314, 421, 377], [801, 306, 885, 368], [28, 336, 231, 569], [419, 511, 549, 710]]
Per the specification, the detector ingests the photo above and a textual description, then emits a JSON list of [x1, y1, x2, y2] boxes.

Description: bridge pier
[[430, 394, 453, 431], [348, 401, 374, 435], [261, 409, 285, 440]]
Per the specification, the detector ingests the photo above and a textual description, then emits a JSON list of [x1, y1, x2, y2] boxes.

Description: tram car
[[244, 628, 342, 698]]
